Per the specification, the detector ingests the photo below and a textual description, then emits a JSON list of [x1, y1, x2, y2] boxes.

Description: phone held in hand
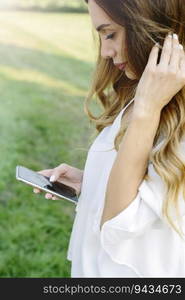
[[16, 165, 78, 204]]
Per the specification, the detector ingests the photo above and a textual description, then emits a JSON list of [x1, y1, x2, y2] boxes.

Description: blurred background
[[0, 0, 98, 277]]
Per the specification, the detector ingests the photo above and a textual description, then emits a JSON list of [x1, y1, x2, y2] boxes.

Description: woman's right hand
[[133, 33, 185, 115], [33, 163, 84, 200]]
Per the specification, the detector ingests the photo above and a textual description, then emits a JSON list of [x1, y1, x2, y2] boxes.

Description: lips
[[116, 62, 127, 70]]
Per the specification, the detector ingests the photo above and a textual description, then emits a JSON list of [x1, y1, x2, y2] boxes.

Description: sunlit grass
[[0, 11, 95, 61], [0, 11, 97, 277], [0, 66, 86, 95]]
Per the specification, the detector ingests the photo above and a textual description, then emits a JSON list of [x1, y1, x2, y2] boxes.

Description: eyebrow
[[96, 23, 111, 32]]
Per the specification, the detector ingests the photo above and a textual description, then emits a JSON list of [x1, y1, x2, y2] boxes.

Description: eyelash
[[105, 33, 115, 40]]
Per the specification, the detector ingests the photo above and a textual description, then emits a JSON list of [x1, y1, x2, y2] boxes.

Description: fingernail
[[45, 194, 52, 199], [179, 44, 183, 50], [155, 42, 160, 49], [50, 175, 55, 182], [173, 33, 178, 39]]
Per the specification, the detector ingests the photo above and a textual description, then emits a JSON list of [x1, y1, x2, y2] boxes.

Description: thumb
[[49, 164, 68, 182], [37, 169, 53, 177]]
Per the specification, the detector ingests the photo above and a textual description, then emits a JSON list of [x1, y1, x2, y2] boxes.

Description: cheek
[[120, 37, 127, 53]]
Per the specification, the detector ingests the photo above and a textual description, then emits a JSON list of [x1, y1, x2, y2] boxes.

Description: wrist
[[132, 98, 162, 119]]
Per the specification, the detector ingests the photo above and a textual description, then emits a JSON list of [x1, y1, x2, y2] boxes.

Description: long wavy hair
[[84, 0, 185, 237]]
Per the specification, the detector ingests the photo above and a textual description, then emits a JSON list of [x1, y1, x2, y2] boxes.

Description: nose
[[101, 43, 116, 60]]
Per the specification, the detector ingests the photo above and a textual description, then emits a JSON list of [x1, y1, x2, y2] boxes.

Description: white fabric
[[67, 98, 185, 277]]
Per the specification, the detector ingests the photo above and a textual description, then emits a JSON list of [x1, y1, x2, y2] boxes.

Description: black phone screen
[[16, 165, 78, 204]]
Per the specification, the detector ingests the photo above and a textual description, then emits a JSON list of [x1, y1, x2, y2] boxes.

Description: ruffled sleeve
[[98, 160, 185, 277]]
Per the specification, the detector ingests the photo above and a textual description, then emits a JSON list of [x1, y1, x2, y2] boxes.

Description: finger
[[33, 188, 40, 193], [146, 42, 160, 70], [159, 33, 172, 67], [179, 45, 185, 71], [49, 164, 68, 182], [169, 33, 181, 70], [45, 193, 53, 199], [37, 169, 53, 178], [51, 195, 60, 200]]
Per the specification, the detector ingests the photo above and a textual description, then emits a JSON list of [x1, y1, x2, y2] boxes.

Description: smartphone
[[16, 165, 78, 204]]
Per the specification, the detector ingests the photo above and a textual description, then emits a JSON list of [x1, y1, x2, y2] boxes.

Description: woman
[[33, 0, 185, 277]]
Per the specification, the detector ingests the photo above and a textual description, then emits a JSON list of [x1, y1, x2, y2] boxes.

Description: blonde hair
[[84, 0, 185, 237]]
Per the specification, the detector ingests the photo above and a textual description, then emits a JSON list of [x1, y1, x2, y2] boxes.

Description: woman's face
[[88, 0, 136, 80]]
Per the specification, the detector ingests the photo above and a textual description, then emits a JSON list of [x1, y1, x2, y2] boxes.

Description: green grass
[[0, 11, 97, 277]]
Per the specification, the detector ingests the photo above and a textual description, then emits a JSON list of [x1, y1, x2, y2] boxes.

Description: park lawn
[[0, 10, 98, 277]]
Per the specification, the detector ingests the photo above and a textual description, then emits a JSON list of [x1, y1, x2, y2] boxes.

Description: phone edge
[[15, 165, 78, 205]]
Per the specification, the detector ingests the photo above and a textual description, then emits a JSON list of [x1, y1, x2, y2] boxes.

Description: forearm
[[77, 168, 84, 182], [100, 107, 161, 228], [80, 169, 84, 180], [79, 169, 84, 175]]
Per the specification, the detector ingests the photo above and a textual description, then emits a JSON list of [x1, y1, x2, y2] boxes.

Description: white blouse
[[67, 97, 185, 277]]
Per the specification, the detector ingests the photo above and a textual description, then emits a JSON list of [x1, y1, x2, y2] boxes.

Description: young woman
[[33, 0, 185, 277]]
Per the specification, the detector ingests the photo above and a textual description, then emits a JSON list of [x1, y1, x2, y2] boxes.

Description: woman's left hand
[[133, 33, 185, 115]]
